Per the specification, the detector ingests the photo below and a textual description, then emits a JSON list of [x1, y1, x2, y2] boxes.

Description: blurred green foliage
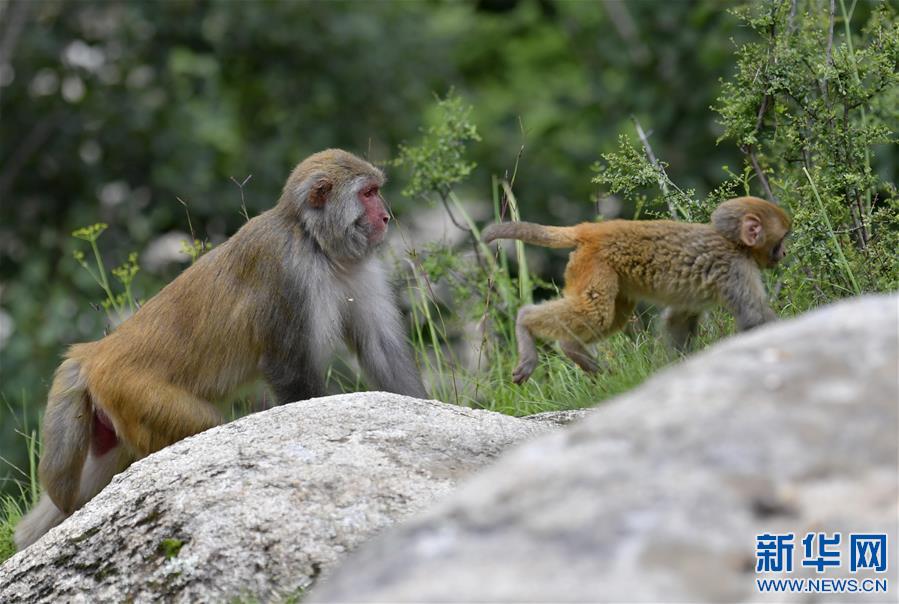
[[0, 0, 895, 493]]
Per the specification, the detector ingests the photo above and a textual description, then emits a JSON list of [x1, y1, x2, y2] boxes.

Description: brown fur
[[15, 149, 426, 549], [483, 196, 791, 384]]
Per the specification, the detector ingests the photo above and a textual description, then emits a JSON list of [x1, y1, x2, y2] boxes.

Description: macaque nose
[[382, 213, 390, 225]]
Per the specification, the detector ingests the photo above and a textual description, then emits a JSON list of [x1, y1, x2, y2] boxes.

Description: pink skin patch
[[91, 406, 118, 456], [359, 184, 389, 243]]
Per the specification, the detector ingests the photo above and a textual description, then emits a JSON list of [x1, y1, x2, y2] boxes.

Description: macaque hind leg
[[16, 419, 133, 550], [559, 295, 634, 374], [610, 297, 636, 332], [663, 307, 701, 353], [513, 305, 541, 385], [95, 375, 224, 457], [514, 270, 619, 383], [75, 445, 132, 508]]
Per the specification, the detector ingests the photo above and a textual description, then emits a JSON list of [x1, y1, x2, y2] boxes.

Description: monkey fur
[[482, 196, 791, 384], [15, 149, 427, 550]]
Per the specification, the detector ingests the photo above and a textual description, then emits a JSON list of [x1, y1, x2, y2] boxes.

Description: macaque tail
[[13, 493, 67, 550], [37, 357, 93, 514], [482, 222, 580, 249]]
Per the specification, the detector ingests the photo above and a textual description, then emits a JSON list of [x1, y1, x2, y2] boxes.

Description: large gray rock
[[311, 294, 899, 603], [0, 393, 551, 603]]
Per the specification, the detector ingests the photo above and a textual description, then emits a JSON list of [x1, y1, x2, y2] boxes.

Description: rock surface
[[0, 394, 551, 603], [523, 408, 592, 426], [311, 294, 899, 603]]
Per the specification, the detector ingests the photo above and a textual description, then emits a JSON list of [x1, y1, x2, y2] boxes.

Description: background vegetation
[[0, 0, 896, 541]]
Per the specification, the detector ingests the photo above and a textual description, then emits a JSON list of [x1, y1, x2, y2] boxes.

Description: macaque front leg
[[663, 308, 701, 353], [559, 340, 601, 373], [720, 263, 778, 331], [262, 353, 326, 404], [513, 271, 617, 384], [346, 299, 428, 399]]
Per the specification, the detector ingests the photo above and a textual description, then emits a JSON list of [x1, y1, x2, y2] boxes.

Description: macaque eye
[[362, 186, 379, 199]]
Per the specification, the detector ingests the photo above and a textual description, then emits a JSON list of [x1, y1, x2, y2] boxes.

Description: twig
[[802, 166, 861, 295], [229, 174, 253, 222], [826, 0, 835, 68], [176, 196, 197, 242], [849, 193, 868, 250], [754, 93, 769, 132], [631, 116, 677, 219], [499, 116, 527, 219], [820, 0, 836, 99], [501, 123, 526, 220], [839, 101, 869, 251], [440, 190, 489, 273], [508, 143, 525, 189], [839, 0, 874, 221], [742, 145, 779, 204], [437, 191, 471, 234], [741, 95, 780, 204], [403, 256, 460, 405], [831, 223, 867, 236]]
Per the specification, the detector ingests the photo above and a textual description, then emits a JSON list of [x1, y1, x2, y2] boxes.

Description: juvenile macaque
[[15, 149, 427, 549], [483, 196, 791, 384]]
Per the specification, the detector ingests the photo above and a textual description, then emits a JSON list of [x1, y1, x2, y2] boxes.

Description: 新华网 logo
[[755, 532, 889, 594]]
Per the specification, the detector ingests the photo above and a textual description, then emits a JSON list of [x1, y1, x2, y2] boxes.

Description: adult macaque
[[15, 149, 427, 549], [483, 196, 791, 384]]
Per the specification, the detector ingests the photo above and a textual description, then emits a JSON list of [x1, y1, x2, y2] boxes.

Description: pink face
[[359, 182, 389, 243]]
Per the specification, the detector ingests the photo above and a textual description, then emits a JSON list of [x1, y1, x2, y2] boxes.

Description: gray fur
[[291, 171, 385, 263], [719, 258, 778, 330], [663, 308, 701, 352], [38, 359, 92, 514], [344, 260, 428, 398], [12, 494, 66, 550], [711, 203, 744, 245], [260, 159, 424, 401]]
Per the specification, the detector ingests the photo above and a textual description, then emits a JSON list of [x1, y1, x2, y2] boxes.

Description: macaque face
[[768, 234, 788, 267], [357, 181, 390, 244]]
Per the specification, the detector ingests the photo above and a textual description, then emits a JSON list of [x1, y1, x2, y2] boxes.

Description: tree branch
[[742, 145, 779, 205], [820, 0, 836, 99], [631, 117, 677, 219]]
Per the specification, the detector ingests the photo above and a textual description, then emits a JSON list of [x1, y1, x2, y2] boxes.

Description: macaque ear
[[308, 177, 332, 209], [740, 214, 764, 247]]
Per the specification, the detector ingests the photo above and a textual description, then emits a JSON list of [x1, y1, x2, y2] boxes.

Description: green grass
[[0, 493, 26, 561], [407, 305, 732, 417], [0, 409, 39, 562]]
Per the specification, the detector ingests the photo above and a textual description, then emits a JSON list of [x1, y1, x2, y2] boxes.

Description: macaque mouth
[[352, 215, 387, 244]]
